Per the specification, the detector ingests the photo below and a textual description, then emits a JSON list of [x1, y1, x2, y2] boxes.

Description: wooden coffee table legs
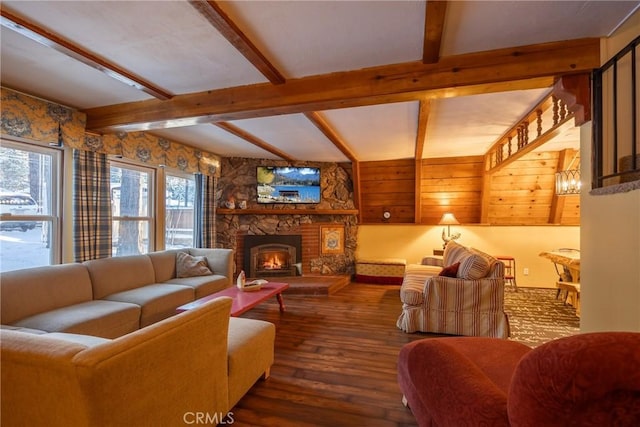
[[276, 293, 286, 312]]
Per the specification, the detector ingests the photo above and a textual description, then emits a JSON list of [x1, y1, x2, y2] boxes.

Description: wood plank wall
[[358, 151, 580, 225], [486, 151, 580, 225], [420, 156, 484, 224], [359, 159, 415, 223]]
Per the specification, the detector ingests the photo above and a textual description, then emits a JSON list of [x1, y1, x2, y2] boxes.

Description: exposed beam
[[0, 10, 172, 100], [415, 100, 430, 160], [304, 112, 358, 163], [85, 38, 600, 133], [350, 160, 362, 222], [423, 1, 448, 63], [414, 100, 430, 224], [213, 122, 296, 163], [189, 0, 286, 85], [549, 148, 579, 224]]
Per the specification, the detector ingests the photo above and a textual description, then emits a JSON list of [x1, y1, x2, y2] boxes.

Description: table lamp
[[439, 212, 461, 249]]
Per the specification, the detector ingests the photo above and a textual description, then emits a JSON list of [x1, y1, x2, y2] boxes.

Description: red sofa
[[397, 332, 640, 426]]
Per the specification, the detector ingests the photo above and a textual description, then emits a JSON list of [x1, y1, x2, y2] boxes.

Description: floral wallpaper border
[[1, 87, 220, 177]]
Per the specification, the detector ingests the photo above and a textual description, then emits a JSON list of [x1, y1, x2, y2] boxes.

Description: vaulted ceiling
[[1, 1, 638, 163]]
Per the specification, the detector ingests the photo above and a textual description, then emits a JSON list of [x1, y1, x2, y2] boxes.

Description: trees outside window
[[110, 163, 152, 256], [0, 140, 60, 272], [165, 173, 195, 249]]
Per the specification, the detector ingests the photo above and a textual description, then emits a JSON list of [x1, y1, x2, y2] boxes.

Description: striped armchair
[[397, 241, 510, 338]]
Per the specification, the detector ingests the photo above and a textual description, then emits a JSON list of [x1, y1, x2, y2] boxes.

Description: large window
[[110, 163, 153, 256], [0, 140, 60, 272], [165, 172, 196, 249]]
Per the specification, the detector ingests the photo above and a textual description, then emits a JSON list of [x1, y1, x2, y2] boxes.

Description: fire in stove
[[262, 254, 285, 270], [258, 251, 289, 271]]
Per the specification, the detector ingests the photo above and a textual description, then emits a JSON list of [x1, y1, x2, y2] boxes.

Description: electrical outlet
[[523, 268, 529, 276]]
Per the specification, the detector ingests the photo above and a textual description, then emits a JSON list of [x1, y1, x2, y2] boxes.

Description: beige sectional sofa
[[1, 249, 277, 426], [1, 248, 233, 337]]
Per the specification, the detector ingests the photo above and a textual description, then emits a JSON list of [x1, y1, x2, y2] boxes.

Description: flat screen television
[[257, 166, 321, 204]]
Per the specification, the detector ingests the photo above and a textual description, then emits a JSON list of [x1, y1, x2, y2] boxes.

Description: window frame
[[164, 169, 197, 250], [109, 159, 155, 256], [0, 137, 62, 268]]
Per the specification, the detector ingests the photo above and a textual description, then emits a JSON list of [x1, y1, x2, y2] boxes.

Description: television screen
[[257, 166, 321, 204]]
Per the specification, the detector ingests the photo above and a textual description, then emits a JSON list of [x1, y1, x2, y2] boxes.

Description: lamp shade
[[438, 212, 460, 225]]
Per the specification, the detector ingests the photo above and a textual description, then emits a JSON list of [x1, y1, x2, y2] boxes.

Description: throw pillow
[[438, 262, 460, 278], [176, 252, 213, 278], [457, 254, 490, 280]]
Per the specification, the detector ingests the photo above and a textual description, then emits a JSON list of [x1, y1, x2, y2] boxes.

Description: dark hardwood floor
[[231, 282, 439, 427]]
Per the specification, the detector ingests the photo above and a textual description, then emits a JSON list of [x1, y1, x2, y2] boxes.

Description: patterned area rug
[[504, 287, 580, 347]]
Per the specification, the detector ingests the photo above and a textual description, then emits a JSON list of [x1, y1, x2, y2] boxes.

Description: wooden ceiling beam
[[213, 122, 296, 162], [423, 1, 448, 63], [304, 112, 358, 162], [414, 100, 431, 223], [85, 38, 600, 133], [189, 1, 286, 85], [415, 100, 430, 160], [0, 10, 172, 100]]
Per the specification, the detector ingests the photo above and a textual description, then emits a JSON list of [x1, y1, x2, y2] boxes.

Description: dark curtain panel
[[73, 149, 112, 261]]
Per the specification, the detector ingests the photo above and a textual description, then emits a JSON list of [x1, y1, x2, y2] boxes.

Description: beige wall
[[356, 225, 579, 288], [580, 11, 640, 333]]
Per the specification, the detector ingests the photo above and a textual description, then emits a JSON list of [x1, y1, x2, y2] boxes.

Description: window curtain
[[73, 149, 112, 261], [194, 173, 216, 248]]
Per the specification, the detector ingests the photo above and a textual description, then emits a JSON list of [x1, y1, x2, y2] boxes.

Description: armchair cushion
[[508, 332, 640, 426], [458, 253, 490, 279]]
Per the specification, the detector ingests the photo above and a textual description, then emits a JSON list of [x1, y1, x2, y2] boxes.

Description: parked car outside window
[[0, 192, 39, 231]]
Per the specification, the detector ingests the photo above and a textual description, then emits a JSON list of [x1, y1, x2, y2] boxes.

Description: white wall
[[580, 11, 640, 332], [357, 225, 579, 288]]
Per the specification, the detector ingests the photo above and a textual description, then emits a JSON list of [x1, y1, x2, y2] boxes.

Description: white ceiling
[[1, 1, 639, 163]]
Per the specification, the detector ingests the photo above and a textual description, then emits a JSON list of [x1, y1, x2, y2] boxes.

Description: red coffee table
[[176, 282, 289, 317]]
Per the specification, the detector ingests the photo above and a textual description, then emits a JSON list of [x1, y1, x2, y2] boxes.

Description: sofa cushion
[[102, 284, 194, 327], [165, 275, 229, 299], [85, 255, 157, 299], [176, 252, 213, 278], [147, 249, 180, 282], [1, 263, 93, 325], [439, 262, 460, 278], [458, 254, 490, 280], [12, 300, 141, 339], [45, 332, 111, 347], [1, 325, 48, 335]]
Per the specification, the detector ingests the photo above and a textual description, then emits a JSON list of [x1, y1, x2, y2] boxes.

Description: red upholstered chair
[[397, 332, 640, 427]]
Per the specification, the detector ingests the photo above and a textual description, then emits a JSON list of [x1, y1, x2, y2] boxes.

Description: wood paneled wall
[[420, 156, 484, 224], [486, 151, 580, 225], [358, 151, 580, 225], [359, 159, 415, 223]]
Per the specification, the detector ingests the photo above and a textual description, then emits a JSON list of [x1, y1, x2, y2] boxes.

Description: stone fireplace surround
[[215, 158, 357, 279]]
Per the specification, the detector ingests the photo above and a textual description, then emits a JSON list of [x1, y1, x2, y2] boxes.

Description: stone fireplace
[[244, 235, 302, 277]]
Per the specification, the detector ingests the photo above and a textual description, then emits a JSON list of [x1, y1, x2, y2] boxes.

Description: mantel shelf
[[217, 208, 358, 216]]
